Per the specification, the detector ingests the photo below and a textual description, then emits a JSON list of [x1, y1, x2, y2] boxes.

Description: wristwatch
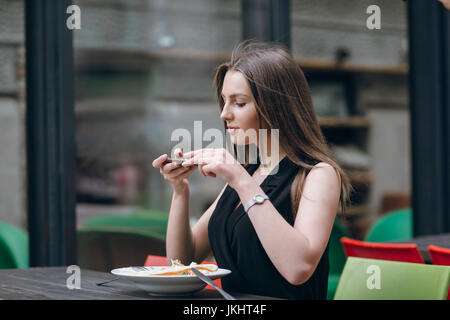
[[244, 194, 269, 213]]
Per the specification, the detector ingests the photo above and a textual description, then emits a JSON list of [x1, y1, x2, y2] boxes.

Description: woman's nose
[[220, 103, 233, 121]]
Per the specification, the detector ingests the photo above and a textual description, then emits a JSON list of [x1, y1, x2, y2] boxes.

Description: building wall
[[0, 0, 26, 229], [0, 98, 26, 228], [292, 0, 407, 66], [362, 74, 411, 216]]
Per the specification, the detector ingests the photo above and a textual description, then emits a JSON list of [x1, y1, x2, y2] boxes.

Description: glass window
[[73, 0, 241, 268], [292, 0, 410, 239]]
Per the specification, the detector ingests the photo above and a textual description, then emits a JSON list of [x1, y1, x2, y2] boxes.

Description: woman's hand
[[181, 148, 250, 189], [152, 148, 197, 193]]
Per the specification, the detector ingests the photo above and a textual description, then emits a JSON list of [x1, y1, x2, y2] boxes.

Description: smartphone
[[165, 157, 198, 166]]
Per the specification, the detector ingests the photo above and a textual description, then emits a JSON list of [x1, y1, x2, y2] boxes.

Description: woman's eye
[[236, 102, 246, 107]]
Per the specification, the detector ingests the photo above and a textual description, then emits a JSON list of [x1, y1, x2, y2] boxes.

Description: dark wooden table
[[389, 233, 450, 264], [0, 267, 275, 300]]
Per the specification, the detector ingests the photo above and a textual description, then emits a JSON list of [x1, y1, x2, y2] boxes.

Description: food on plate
[[159, 259, 218, 275], [127, 259, 218, 276]]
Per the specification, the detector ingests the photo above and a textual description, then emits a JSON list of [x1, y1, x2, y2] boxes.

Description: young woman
[[152, 40, 351, 299]]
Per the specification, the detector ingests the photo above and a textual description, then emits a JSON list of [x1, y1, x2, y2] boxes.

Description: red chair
[[340, 237, 425, 263], [144, 254, 222, 289], [144, 254, 169, 266], [428, 245, 450, 300]]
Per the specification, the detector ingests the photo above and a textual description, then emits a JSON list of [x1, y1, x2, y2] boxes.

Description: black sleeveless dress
[[208, 155, 329, 299]]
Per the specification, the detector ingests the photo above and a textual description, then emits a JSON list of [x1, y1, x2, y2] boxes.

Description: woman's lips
[[227, 127, 239, 134]]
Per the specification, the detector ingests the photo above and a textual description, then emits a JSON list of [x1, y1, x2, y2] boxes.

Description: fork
[[132, 267, 150, 272], [96, 277, 120, 286], [191, 267, 236, 300]]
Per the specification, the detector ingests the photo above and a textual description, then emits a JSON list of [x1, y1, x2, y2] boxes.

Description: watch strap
[[244, 194, 269, 213]]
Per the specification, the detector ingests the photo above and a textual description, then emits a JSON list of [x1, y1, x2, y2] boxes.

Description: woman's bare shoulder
[[306, 162, 340, 191], [310, 162, 339, 178]]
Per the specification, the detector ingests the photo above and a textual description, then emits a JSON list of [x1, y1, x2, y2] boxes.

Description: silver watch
[[244, 194, 269, 213]]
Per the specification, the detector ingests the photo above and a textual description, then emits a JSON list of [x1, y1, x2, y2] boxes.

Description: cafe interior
[[0, 0, 449, 300]]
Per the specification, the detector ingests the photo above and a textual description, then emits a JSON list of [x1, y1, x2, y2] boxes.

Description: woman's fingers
[[182, 153, 211, 167], [198, 164, 206, 177], [177, 165, 197, 178], [161, 161, 184, 174], [162, 164, 194, 180], [152, 148, 185, 170], [184, 149, 232, 165], [173, 148, 183, 158], [170, 165, 196, 180], [202, 163, 217, 178], [183, 150, 194, 159], [152, 154, 168, 168], [182, 152, 208, 176], [155, 149, 227, 185], [178, 149, 232, 178], [182, 149, 226, 176], [183, 148, 212, 161]]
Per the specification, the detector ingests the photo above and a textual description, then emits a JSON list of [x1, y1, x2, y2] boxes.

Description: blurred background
[[1, 0, 413, 270], [72, 0, 410, 241]]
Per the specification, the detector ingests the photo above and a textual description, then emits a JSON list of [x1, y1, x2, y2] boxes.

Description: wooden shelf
[[75, 48, 408, 75], [75, 48, 230, 71], [347, 169, 373, 187], [318, 116, 371, 128], [296, 58, 408, 75]]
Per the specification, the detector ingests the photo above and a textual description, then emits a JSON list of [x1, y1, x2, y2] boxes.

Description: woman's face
[[220, 70, 259, 145]]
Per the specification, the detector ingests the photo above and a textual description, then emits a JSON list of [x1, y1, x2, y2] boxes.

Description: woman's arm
[[166, 184, 227, 265], [233, 162, 340, 285], [165, 187, 193, 264], [181, 148, 340, 284], [153, 150, 226, 265]]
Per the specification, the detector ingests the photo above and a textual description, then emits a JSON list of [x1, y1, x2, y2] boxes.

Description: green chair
[[334, 257, 450, 300], [327, 219, 350, 300], [77, 229, 166, 272], [365, 208, 412, 242], [79, 209, 168, 272], [0, 221, 29, 269], [82, 208, 168, 241]]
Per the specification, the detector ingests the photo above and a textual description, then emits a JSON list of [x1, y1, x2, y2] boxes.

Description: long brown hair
[[214, 40, 352, 217]]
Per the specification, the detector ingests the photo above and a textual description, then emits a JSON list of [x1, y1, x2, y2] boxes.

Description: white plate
[[111, 266, 231, 296]]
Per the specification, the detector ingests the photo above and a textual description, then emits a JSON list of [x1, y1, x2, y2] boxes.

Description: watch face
[[255, 195, 264, 203]]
